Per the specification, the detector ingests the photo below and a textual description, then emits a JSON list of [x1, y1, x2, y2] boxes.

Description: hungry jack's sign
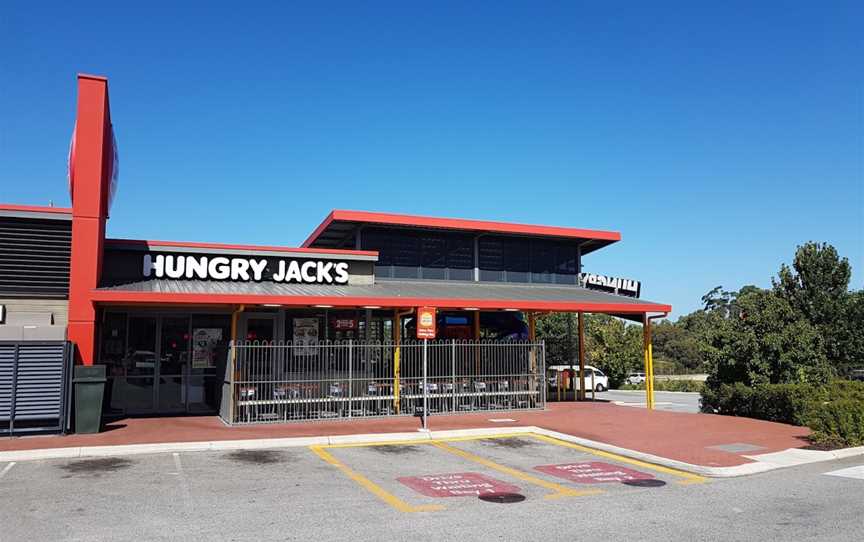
[[143, 253, 350, 284], [579, 273, 641, 298]]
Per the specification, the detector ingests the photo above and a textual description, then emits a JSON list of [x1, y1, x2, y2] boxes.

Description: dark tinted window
[[555, 245, 577, 274], [531, 240, 556, 283], [478, 236, 505, 281], [479, 236, 529, 282], [446, 236, 474, 269], [420, 235, 446, 268], [478, 236, 504, 270], [366, 228, 580, 284]]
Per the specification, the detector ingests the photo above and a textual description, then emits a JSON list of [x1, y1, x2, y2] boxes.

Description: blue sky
[[1, 1, 861, 317]]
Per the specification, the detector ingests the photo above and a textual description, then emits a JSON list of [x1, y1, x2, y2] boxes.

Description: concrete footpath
[[2, 403, 860, 476]]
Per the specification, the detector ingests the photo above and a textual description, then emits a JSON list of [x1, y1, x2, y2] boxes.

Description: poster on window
[[192, 328, 222, 368], [293, 318, 319, 356]]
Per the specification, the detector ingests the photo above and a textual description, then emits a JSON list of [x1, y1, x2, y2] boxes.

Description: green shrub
[[657, 380, 705, 392], [700, 382, 756, 417], [750, 383, 818, 425], [700, 382, 817, 425], [701, 380, 864, 448], [616, 380, 704, 392], [808, 399, 864, 448]]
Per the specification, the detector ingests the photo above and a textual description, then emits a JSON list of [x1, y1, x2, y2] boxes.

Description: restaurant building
[[0, 75, 670, 423]]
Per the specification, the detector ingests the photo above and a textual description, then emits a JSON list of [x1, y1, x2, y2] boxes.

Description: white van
[[546, 365, 609, 392]]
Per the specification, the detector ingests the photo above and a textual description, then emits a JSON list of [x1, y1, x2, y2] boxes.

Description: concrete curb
[[528, 427, 776, 477], [529, 428, 864, 477], [2, 426, 862, 477]]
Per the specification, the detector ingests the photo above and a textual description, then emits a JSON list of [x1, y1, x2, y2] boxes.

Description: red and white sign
[[534, 462, 654, 484], [416, 306, 437, 339], [331, 318, 357, 330], [398, 472, 520, 497]]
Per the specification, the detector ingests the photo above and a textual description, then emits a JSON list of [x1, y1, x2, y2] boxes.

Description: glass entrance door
[[100, 312, 230, 416], [122, 316, 158, 412], [157, 316, 190, 413]]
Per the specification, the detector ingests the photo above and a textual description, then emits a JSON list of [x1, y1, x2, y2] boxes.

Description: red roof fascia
[[89, 289, 670, 314], [0, 203, 72, 214], [302, 210, 338, 248], [105, 238, 378, 257], [302, 209, 621, 247]]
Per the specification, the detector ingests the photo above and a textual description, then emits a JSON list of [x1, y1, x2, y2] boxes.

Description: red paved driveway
[[0, 403, 810, 467]]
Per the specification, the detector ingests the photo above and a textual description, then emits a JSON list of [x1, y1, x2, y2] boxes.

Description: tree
[[773, 242, 856, 370], [583, 314, 643, 386], [705, 287, 830, 389], [774, 242, 852, 326], [535, 312, 643, 386], [833, 291, 864, 375], [701, 286, 737, 316], [534, 312, 576, 366], [652, 319, 705, 371]]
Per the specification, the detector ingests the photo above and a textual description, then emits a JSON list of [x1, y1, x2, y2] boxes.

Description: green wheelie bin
[[73, 365, 106, 434]]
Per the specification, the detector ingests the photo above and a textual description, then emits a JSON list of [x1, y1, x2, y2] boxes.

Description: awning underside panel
[[95, 279, 669, 313]]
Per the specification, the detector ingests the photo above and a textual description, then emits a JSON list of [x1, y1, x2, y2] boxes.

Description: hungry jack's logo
[[142, 254, 350, 284]]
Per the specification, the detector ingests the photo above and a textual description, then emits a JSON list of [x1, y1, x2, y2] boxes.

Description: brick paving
[[0, 402, 810, 467]]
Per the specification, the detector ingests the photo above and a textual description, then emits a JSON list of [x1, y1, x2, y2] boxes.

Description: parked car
[[626, 372, 646, 385], [547, 365, 609, 392]]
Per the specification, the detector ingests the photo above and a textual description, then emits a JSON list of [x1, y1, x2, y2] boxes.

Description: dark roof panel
[[303, 210, 621, 255], [94, 279, 670, 314]]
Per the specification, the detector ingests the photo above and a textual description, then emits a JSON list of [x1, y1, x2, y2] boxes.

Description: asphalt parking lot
[[599, 390, 702, 413], [313, 433, 704, 513], [1, 433, 862, 541]]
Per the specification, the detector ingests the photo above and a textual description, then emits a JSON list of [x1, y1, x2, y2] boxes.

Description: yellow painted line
[[528, 433, 707, 485], [323, 432, 530, 449], [430, 441, 602, 500], [309, 445, 444, 513]]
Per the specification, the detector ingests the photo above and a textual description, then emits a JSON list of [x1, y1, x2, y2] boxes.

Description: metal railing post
[[422, 338, 428, 430], [228, 341, 235, 425], [451, 340, 457, 413], [540, 341, 547, 409], [348, 340, 353, 418]]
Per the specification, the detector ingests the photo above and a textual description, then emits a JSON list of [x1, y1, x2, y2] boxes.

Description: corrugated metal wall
[[0, 216, 72, 298]]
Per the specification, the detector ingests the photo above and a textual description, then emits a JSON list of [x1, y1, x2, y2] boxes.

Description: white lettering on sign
[[534, 462, 654, 483], [579, 273, 641, 298], [143, 254, 350, 284], [398, 472, 521, 498]]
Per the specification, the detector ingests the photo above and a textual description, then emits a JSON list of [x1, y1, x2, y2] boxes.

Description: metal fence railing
[[1, 341, 72, 436], [220, 340, 545, 425]]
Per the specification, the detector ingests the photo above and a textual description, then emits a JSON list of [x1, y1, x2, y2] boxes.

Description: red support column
[[67, 74, 113, 366]]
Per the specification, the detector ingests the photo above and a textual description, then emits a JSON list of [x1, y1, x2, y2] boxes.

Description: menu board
[[293, 318, 319, 356], [192, 328, 222, 368]]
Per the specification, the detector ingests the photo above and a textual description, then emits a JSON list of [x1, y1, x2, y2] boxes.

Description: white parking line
[[171, 453, 193, 514], [0, 462, 16, 480], [824, 465, 864, 480]]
